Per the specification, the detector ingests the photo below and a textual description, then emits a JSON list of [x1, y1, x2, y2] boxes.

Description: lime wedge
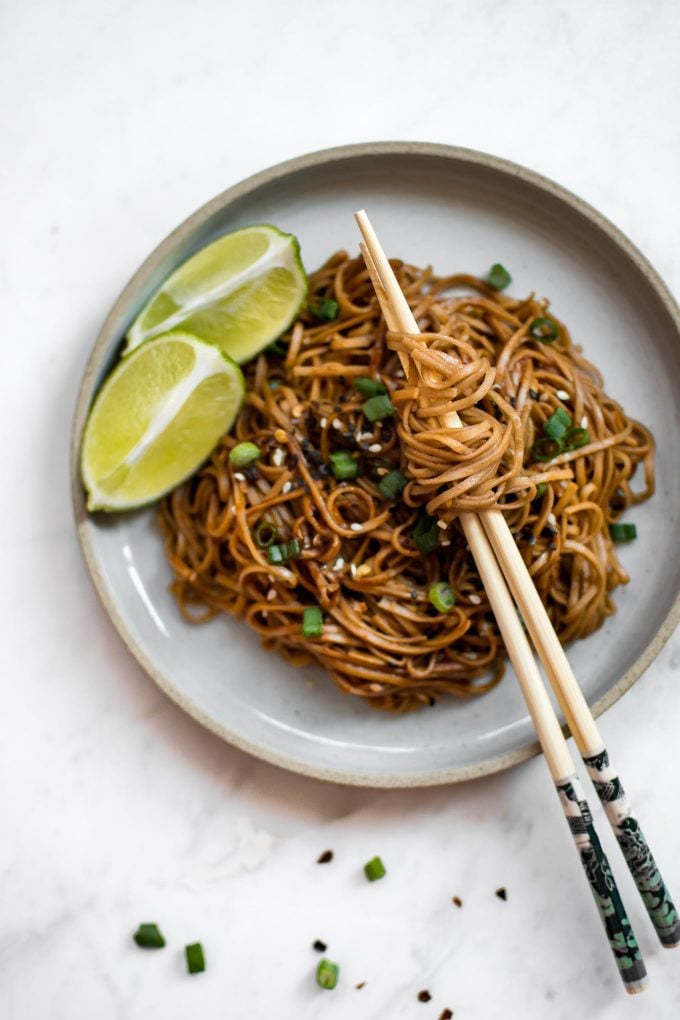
[[81, 332, 244, 511], [125, 224, 306, 362]]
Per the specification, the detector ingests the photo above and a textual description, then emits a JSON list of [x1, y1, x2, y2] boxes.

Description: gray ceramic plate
[[71, 142, 680, 787]]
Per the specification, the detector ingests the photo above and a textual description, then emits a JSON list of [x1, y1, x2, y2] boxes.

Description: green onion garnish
[[329, 450, 359, 480], [362, 394, 396, 422], [543, 407, 572, 439], [185, 942, 205, 974], [267, 339, 288, 356], [379, 469, 407, 500], [531, 437, 563, 462], [563, 426, 590, 449], [534, 482, 547, 498], [133, 923, 166, 949], [428, 582, 455, 613], [413, 514, 440, 554], [302, 606, 323, 638], [364, 856, 387, 882], [487, 263, 512, 290], [229, 442, 261, 468], [354, 377, 387, 398], [610, 522, 637, 542], [268, 539, 301, 565], [255, 520, 279, 548], [316, 958, 340, 990], [309, 299, 340, 322], [529, 317, 560, 343]]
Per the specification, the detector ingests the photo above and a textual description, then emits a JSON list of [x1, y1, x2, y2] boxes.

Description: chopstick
[[356, 214, 649, 994], [355, 212, 679, 953]]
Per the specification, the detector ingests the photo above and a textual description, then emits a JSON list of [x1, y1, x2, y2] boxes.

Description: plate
[[71, 142, 680, 787]]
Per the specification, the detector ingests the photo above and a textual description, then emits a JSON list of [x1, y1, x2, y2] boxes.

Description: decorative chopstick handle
[[556, 773, 648, 993], [583, 746, 680, 947]]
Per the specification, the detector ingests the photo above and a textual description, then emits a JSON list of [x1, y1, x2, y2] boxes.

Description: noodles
[[158, 252, 654, 711]]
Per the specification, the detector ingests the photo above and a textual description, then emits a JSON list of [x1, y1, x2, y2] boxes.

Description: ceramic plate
[[71, 142, 680, 787]]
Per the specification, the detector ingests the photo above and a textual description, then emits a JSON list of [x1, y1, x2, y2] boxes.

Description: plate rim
[[70, 140, 680, 787]]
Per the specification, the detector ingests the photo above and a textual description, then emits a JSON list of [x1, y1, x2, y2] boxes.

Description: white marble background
[[3, 1, 680, 1016]]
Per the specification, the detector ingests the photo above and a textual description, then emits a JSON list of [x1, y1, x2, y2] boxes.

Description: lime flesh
[[81, 332, 244, 511], [125, 224, 306, 362]]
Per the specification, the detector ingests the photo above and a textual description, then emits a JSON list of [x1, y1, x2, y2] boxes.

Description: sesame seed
[[233, 472, 246, 481], [441, 540, 451, 547], [469, 594, 482, 605], [266, 589, 276, 601], [350, 523, 363, 532], [368, 443, 381, 452], [350, 563, 358, 577], [333, 558, 345, 571], [556, 389, 570, 400], [437, 520, 448, 530], [272, 448, 285, 467], [356, 564, 372, 578], [332, 419, 342, 430], [282, 481, 292, 493], [274, 428, 287, 443], [547, 512, 557, 526], [319, 417, 328, 428], [580, 416, 588, 429]]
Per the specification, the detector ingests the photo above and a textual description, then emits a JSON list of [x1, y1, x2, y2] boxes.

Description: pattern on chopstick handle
[[584, 746, 680, 947], [556, 773, 647, 992]]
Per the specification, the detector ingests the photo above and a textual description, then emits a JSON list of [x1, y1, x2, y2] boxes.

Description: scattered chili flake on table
[[355, 981, 366, 990], [495, 887, 508, 900], [313, 940, 327, 952], [418, 990, 432, 1002], [439, 1009, 454, 1019], [452, 896, 463, 907], [317, 850, 334, 864]]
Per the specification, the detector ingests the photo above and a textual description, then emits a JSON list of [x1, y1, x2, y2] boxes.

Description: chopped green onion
[[428, 582, 455, 613], [229, 442, 261, 468], [563, 426, 590, 449], [379, 469, 407, 500], [531, 437, 563, 462], [329, 450, 359, 480], [316, 958, 340, 990], [133, 923, 165, 949], [255, 520, 279, 548], [610, 522, 637, 542], [529, 317, 560, 343], [413, 514, 440, 554], [487, 263, 512, 290], [302, 606, 323, 638], [268, 539, 301, 565], [534, 482, 547, 498], [353, 377, 387, 398], [362, 394, 396, 422], [309, 299, 339, 321], [267, 339, 288, 356], [185, 942, 205, 974], [543, 407, 572, 439], [364, 856, 387, 882]]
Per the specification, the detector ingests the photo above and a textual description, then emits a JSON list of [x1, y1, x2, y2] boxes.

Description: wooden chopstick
[[355, 212, 679, 953], [356, 214, 648, 993]]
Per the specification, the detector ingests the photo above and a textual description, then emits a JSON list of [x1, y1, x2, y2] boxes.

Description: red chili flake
[[439, 1010, 453, 1019], [452, 896, 463, 907], [418, 990, 432, 1003], [312, 940, 327, 952], [355, 981, 366, 990], [495, 887, 507, 900], [317, 850, 334, 864]]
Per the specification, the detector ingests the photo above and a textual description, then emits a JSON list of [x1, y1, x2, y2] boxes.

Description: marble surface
[[2, 1, 680, 1016]]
